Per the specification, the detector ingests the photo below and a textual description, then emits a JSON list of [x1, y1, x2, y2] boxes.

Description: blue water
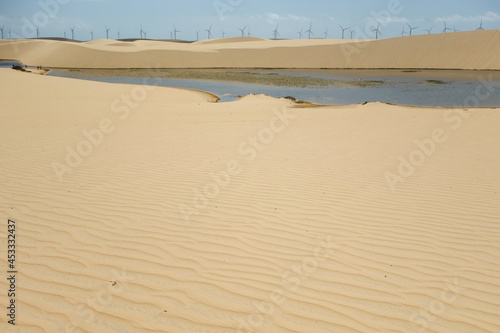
[[34, 67, 500, 107], [0, 61, 25, 68]]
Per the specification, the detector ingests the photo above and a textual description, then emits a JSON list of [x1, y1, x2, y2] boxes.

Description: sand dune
[[0, 30, 499, 69], [1, 68, 500, 332], [193, 37, 268, 44]]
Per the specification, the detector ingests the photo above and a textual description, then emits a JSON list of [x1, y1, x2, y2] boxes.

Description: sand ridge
[[0, 30, 499, 69]]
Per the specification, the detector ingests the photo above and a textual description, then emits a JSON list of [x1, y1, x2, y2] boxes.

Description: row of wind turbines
[[0, 20, 488, 41]]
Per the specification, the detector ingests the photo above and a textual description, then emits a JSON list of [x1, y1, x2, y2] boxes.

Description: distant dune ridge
[[0, 30, 499, 69]]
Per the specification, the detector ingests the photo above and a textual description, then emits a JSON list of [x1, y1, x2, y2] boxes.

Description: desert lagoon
[[48, 68, 500, 106]]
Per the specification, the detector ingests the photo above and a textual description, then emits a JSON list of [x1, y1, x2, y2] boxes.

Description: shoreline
[[45, 67, 500, 108], [3, 65, 497, 108]]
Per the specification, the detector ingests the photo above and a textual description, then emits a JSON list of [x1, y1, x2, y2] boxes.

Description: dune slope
[[0, 30, 499, 69], [0, 69, 500, 332]]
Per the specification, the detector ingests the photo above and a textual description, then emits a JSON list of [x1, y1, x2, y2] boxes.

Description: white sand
[[0, 66, 499, 332], [0, 30, 499, 69]]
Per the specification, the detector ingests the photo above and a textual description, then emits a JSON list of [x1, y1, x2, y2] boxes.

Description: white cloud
[[435, 11, 500, 23], [375, 16, 409, 24], [265, 13, 309, 24]]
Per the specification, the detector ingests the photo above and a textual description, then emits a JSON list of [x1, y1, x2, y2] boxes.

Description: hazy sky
[[1, 0, 499, 40]]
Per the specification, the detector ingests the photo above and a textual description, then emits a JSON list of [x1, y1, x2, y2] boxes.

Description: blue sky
[[0, 0, 499, 40]]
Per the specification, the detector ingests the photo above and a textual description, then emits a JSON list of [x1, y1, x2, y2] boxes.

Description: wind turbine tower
[[70, 26, 75, 40], [442, 21, 452, 33], [206, 25, 213, 39], [105, 27, 111, 39], [372, 23, 381, 39], [238, 25, 246, 37], [272, 25, 280, 39], [407, 23, 418, 36], [339, 25, 349, 39], [0, 26, 4, 39], [476, 20, 484, 31], [173, 25, 180, 40], [306, 23, 314, 39]]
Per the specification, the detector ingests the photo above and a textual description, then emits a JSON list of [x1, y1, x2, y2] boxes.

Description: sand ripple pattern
[[1, 70, 500, 332]]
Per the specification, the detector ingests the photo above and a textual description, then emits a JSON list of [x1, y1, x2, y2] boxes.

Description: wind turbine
[[90, 30, 94, 40], [453, 26, 460, 33], [272, 25, 280, 39], [36, 26, 40, 38], [64, 30, 66, 39], [407, 23, 418, 36], [206, 25, 213, 39], [0, 26, 4, 39], [70, 26, 75, 40], [476, 20, 484, 31], [350, 29, 355, 39], [323, 27, 329, 39], [247, 29, 252, 37], [196, 31, 200, 41], [339, 25, 349, 39], [297, 28, 303, 39], [222, 29, 226, 38], [140, 24, 144, 39], [170, 31, 173, 39], [173, 25, 180, 39], [442, 21, 452, 33], [9, 30, 11, 39], [306, 23, 314, 39], [142, 30, 147, 39], [238, 25, 246, 37], [424, 27, 433, 34], [372, 23, 381, 39], [401, 25, 407, 37], [105, 26, 111, 39]]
